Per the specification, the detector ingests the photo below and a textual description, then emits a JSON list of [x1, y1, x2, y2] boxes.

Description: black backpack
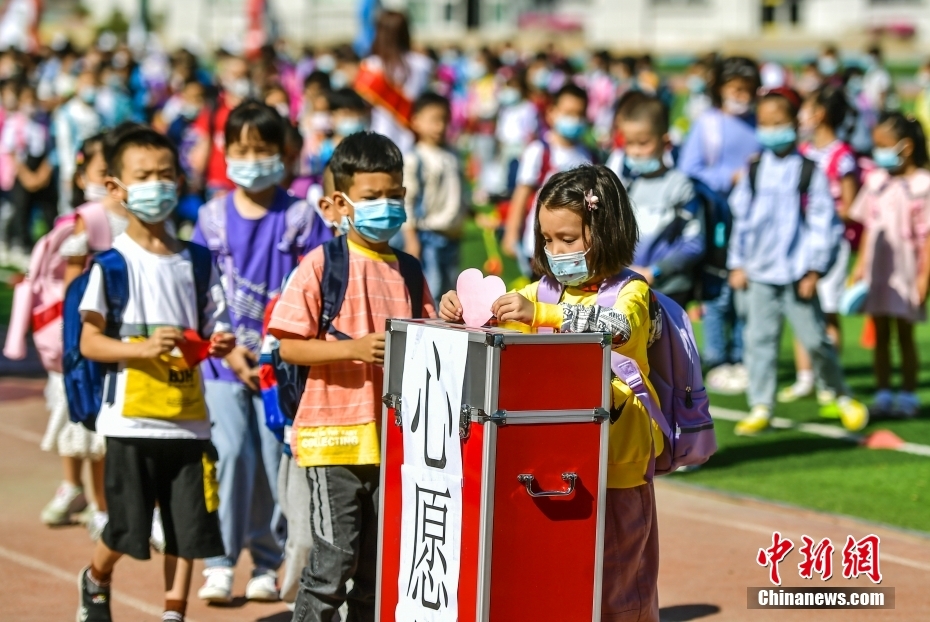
[[272, 236, 425, 423]]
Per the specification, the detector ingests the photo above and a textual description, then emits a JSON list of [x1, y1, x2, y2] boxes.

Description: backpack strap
[[93, 249, 129, 406], [187, 242, 213, 337], [76, 202, 112, 252], [748, 156, 761, 198], [198, 194, 233, 301], [394, 249, 424, 319], [536, 275, 563, 305], [320, 236, 351, 340], [798, 156, 816, 218], [537, 139, 552, 189]]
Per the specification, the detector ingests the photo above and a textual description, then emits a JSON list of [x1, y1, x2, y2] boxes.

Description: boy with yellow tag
[[269, 131, 435, 622], [75, 127, 235, 622]]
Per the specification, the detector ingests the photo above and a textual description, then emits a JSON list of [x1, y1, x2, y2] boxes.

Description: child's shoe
[[245, 570, 280, 602], [87, 510, 108, 542], [837, 396, 869, 432], [41, 482, 87, 526], [894, 392, 921, 419], [777, 380, 814, 403], [870, 390, 895, 418], [707, 364, 749, 395], [77, 566, 112, 622], [817, 390, 840, 418], [197, 567, 234, 604], [734, 405, 771, 436]]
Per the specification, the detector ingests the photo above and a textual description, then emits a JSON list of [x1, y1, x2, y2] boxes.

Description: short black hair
[[552, 82, 588, 109], [104, 122, 146, 175], [327, 88, 369, 113], [621, 95, 669, 135], [225, 99, 286, 151], [412, 91, 450, 116], [329, 131, 403, 193], [304, 70, 331, 91], [712, 56, 760, 108], [534, 164, 638, 279], [108, 127, 180, 178], [808, 85, 853, 131]]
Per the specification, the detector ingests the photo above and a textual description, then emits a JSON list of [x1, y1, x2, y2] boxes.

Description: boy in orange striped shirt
[[269, 131, 434, 622]]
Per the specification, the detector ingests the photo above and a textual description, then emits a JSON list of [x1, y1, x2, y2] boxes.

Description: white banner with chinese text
[[396, 325, 468, 622]]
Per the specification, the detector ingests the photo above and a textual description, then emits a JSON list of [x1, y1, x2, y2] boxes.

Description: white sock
[[795, 369, 814, 389]]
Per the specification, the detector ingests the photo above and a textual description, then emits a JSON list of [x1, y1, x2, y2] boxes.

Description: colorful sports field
[[458, 220, 930, 535]]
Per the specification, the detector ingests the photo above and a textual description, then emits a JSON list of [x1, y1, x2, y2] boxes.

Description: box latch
[[459, 404, 489, 439], [382, 393, 402, 427]]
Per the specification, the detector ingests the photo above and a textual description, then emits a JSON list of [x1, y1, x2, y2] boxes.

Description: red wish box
[[377, 319, 611, 622]]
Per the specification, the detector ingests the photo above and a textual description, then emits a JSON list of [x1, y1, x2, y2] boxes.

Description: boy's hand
[[353, 332, 386, 365], [797, 271, 820, 300], [226, 345, 259, 391], [139, 327, 184, 358], [728, 269, 748, 291], [209, 332, 236, 358], [439, 290, 464, 322], [492, 293, 534, 324]]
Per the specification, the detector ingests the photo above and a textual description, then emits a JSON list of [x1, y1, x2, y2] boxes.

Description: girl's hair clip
[[584, 189, 599, 211]]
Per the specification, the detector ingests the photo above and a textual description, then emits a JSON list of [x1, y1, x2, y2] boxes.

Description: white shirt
[[496, 101, 538, 158], [79, 234, 231, 439]]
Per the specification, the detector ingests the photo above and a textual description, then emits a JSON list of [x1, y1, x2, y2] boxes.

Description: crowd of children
[[2, 10, 930, 622]]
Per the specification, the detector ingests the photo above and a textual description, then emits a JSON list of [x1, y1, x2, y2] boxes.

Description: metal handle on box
[[516, 473, 577, 498]]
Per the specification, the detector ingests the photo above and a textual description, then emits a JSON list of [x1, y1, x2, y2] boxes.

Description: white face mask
[[722, 97, 750, 116], [545, 247, 590, 287], [83, 180, 109, 202]]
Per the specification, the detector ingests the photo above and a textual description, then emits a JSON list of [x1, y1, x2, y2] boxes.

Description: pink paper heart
[[457, 268, 506, 328]]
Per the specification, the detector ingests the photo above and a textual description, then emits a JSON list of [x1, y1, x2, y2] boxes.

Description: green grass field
[[459, 220, 930, 534]]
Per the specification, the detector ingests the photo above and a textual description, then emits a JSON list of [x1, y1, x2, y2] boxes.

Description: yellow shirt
[[516, 279, 665, 488]]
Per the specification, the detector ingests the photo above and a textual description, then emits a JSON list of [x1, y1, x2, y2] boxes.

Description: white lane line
[[0, 422, 44, 444], [711, 406, 930, 457], [0, 544, 201, 622], [662, 510, 930, 572]]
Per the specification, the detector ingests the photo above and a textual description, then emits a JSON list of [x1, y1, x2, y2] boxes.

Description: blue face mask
[[545, 247, 590, 287], [118, 180, 178, 223], [817, 56, 839, 77], [342, 194, 407, 243], [554, 115, 585, 142], [624, 154, 663, 176], [335, 117, 367, 137], [686, 75, 706, 94], [498, 87, 521, 107], [873, 143, 903, 170], [226, 155, 285, 192], [757, 125, 797, 153]]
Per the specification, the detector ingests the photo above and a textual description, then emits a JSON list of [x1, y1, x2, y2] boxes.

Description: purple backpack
[[538, 270, 717, 475]]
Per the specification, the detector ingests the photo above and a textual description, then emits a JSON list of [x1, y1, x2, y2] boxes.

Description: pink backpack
[[3, 203, 111, 372]]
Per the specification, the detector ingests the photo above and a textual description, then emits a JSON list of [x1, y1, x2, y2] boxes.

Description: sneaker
[[870, 390, 895, 418], [150, 507, 166, 554], [817, 390, 840, 418], [895, 392, 921, 419], [734, 406, 772, 437], [707, 364, 749, 395], [41, 482, 87, 526], [777, 381, 815, 403], [837, 396, 869, 432], [197, 567, 234, 604], [77, 566, 112, 622], [87, 511, 108, 542], [245, 571, 279, 602]]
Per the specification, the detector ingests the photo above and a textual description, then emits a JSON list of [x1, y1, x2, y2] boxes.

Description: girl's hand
[[209, 332, 236, 359], [225, 345, 259, 390], [728, 269, 748, 291], [440, 290, 464, 322], [919, 278, 929, 306], [491, 293, 535, 324]]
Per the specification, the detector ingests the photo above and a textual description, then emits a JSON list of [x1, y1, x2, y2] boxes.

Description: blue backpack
[[262, 235, 425, 446], [62, 244, 213, 431], [538, 270, 717, 476]]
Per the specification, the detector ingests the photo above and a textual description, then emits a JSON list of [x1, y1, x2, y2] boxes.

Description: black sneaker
[[77, 566, 112, 622]]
